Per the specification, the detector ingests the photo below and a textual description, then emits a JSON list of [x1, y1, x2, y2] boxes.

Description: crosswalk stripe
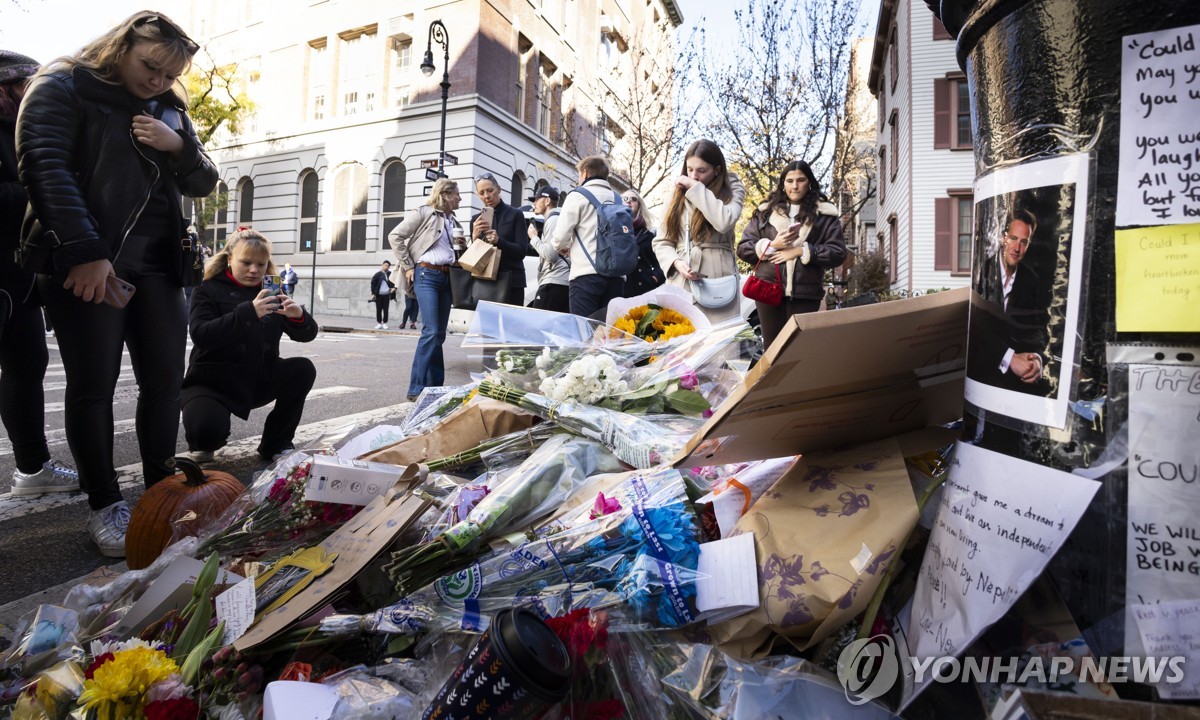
[[0, 401, 411, 522]]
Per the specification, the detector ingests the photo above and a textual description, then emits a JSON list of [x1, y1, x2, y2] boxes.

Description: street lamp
[[420, 20, 450, 177]]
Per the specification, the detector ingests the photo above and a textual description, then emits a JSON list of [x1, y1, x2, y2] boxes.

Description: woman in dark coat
[[17, 12, 217, 557], [182, 229, 318, 464], [620, 187, 666, 298], [737, 160, 847, 351], [469, 172, 530, 305]]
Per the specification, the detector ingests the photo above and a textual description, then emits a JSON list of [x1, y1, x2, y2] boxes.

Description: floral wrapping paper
[[709, 438, 918, 658]]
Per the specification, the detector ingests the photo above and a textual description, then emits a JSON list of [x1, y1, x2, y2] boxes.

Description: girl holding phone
[[737, 160, 847, 351], [16, 12, 217, 556], [181, 228, 318, 465]]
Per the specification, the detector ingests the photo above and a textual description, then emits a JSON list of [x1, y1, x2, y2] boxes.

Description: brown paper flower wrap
[[708, 438, 918, 657]]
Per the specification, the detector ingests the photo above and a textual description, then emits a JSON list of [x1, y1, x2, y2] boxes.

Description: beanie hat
[[0, 50, 40, 86]]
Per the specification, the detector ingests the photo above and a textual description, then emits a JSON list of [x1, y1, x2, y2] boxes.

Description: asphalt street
[[0, 319, 483, 613]]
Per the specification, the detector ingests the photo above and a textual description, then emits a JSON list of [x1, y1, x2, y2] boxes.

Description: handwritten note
[[1130, 600, 1200, 699], [905, 443, 1099, 697], [216, 577, 258, 645], [1125, 365, 1200, 657], [1115, 225, 1200, 332], [696, 532, 759, 624], [1117, 24, 1200, 226]]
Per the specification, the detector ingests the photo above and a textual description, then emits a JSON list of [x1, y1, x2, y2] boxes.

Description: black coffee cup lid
[[493, 607, 572, 701]]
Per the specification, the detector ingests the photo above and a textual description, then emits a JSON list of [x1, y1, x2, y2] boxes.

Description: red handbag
[[741, 257, 784, 306]]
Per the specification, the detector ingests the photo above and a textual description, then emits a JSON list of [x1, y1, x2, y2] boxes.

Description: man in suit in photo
[[969, 208, 1050, 395]]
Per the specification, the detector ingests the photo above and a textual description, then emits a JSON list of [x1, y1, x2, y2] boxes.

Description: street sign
[[423, 185, 433, 196], [440, 151, 458, 166], [424, 168, 440, 181], [420, 158, 439, 169]]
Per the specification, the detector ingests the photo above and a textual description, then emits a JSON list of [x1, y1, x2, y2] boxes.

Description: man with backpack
[[550, 156, 638, 318]]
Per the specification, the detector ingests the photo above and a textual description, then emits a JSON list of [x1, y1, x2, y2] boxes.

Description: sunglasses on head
[[135, 15, 200, 55], [475, 173, 497, 184]]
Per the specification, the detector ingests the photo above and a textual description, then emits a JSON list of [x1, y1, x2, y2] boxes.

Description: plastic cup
[[422, 608, 571, 720]]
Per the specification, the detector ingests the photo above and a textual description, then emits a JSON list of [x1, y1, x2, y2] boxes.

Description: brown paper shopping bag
[[708, 437, 919, 658], [470, 242, 501, 280], [458, 238, 497, 275]]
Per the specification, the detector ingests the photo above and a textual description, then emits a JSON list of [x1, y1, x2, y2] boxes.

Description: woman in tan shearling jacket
[[737, 160, 847, 351], [652, 139, 746, 322]]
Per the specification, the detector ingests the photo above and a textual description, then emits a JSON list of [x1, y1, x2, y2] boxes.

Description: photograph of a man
[[963, 154, 1089, 429]]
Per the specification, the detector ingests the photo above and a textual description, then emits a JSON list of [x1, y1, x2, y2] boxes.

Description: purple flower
[[865, 483, 875, 491], [679, 369, 699, 390], [589, 492, 622, 519], [781, 600, 814, 627], [813, 504, 830, 517], [810, 561, 829, 581], [838, 491, 870, 516], [854, 461, 880, 472], [838, 579, 864, 609], [865, 544, 897, 575], [806, 465, 838, 492]]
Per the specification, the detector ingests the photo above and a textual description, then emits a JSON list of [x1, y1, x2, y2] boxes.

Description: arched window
[[238, 177, 254, 224], [299, 171, 319, 252], [206, 181, 229, 249], [332, 163, 367, 251], [380, 159, 406, 250], [510, 172, 524, 207]]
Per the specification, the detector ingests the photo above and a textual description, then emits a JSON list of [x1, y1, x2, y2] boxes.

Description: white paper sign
[[335, 425, 405, 459], [904, 442, 1099, 702], [216, 577, 258, 645], [696, 532, 759, 624], [1130, 600, 1200, 699], [1125, 364, 1200, 656], [1117, 23, 1200, 226]]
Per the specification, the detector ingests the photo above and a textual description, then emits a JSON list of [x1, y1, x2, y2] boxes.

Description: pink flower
[[679, 369, 699, 390], [589, 492, 622, 519]]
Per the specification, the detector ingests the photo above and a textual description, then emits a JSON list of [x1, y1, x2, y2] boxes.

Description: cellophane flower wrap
[[381, 434, 624, 595], [330, 472, 701, 638], [477, 380, 703, 469], [194, 452, 361, 565]]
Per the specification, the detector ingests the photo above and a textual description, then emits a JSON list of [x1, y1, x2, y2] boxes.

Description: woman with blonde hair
[[652, 139, 746, 321], [16, 11, 217, 556], [181, 228, 318, 464], [389, 177, 464, 401], [619, 187, 666, 297]]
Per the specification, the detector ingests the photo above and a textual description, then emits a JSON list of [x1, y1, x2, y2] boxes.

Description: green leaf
[[666, 389, 712, 416], [618, 382, 666, 401], [635, 308, 661, 338]]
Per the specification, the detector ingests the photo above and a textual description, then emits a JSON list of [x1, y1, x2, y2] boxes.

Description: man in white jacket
[[550, 155, 625, 318]]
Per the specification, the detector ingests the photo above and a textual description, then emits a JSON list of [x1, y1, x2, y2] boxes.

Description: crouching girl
[[181, 228, 318, 463]]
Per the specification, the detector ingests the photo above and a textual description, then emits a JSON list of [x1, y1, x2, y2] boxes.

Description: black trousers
[[39, 269, 186, 510], [569, 274, 623, 318], [0, 290, 52, 474], [528, 283, 570, 313], [182, 356, 316, 457], [757, 297, 821, 353], [374, 295, 391, 323], [401, 294, 420, 325]]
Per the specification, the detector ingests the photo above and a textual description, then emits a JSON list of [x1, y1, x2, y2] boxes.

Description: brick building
[[161, 0, 682, 315]]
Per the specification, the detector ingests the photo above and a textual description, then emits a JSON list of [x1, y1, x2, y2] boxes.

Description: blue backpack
[[572, 187, 639, 278]]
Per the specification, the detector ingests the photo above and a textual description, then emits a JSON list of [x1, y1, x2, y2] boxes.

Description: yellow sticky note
[[1115, 224, 1200, 332]]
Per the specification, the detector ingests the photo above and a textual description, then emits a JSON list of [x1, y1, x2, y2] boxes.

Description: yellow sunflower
[[613, 317, 637, 335], [627, 305, 649, 321]]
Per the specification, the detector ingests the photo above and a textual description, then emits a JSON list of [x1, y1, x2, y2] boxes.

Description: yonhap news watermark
[[836, 634, 1190, 705]]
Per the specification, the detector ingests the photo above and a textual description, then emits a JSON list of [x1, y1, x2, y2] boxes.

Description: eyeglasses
[[135, 15, 200, 55]]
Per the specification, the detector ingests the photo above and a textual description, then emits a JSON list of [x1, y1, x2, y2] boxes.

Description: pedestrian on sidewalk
[[737, 159, 846, 351], [550, 156, 625, 318], [620, 187, 666, 298], [653, 139, 746, 323], [470, 173, 530, 306], [280, 261, 298, 296], [389, 177, 462, 401], [526, 186, 570, 313], [400, 289, 420, 329], [16, 12, 216, 557], [371, 260, 395, 329], [181, 228, 318, 465], [0, 50, 80, 498]]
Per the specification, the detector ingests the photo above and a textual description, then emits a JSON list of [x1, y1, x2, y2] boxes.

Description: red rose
[[83, 652, 115, 680], [144, 697, 201, 720]]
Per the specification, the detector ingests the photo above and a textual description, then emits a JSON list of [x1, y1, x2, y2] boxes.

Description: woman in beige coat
[[652, 139, 746, 322], [388, 178, 462, 400]]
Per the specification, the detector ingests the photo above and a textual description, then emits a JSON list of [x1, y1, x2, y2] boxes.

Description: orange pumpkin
[[126, 458, 247, 569]]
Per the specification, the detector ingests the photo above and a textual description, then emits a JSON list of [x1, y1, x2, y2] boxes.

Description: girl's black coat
[[182, 273, 318, 417]]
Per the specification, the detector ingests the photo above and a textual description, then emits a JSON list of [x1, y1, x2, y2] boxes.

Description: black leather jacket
[[16, 66, 218, 274]]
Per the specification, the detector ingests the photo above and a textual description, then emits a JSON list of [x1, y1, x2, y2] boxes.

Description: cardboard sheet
[[676, 289, 968, 466]]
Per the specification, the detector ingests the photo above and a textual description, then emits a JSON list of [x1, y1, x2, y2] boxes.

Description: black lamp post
[[420, 20, 450, 177]]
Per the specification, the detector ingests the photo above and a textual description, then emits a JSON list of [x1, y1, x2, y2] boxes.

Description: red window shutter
[[934, 197, 953, 270], [934, 78, 950, 149]]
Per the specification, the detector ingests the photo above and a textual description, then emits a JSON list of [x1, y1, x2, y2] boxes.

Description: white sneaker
[[87, 500, 130, 558], [184, 449, 215, 463], [374, 323, 383, 329], [12, 460, 79, 496], [381, 323, 388, 329]]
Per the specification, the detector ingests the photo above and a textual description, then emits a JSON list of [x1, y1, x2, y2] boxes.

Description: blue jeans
[[408, 266, 452, 396]]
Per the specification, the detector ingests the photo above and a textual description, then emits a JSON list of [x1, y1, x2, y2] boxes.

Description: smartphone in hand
[[263, 275, 283, 296], [478, 206, 495, 226]]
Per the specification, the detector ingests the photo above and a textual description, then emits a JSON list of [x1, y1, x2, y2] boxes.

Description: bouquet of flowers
[[382, 434, 624, 595], [477, 380, 703, 469], [612, 304, 696, 343], [539, 354, 630, 404], [195, 454, 361, 564]]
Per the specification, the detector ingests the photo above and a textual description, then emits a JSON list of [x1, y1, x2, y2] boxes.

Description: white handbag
[[684, 225, 737, 308]]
